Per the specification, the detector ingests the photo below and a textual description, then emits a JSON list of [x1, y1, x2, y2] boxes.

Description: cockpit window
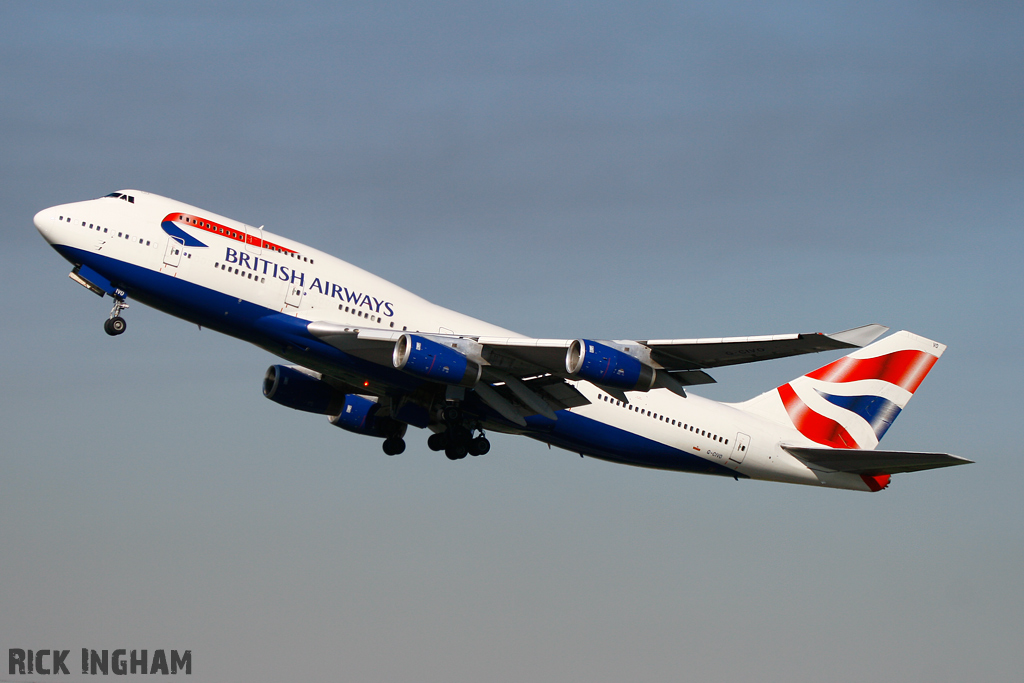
[[103, 192, 134, 203]]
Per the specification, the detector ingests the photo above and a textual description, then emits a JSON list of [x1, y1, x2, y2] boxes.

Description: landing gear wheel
[[468, 436, 490, 456], [382, 437, 406, 456], [427, 433, 447, 452], [104, 316, 127, 336], [445, 442, 468, 460], [104, 297, 129, 336], [442, 406, 462, 423]]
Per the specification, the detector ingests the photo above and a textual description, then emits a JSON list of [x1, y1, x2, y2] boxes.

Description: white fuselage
[[34, 190, 878, 491]]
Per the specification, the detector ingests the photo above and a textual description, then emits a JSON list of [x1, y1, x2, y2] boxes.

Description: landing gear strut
[[433, 404, 490, 460], [104, 297, 129, 336]]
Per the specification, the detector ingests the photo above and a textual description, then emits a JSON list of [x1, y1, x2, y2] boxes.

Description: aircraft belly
[[527, 410, 740, 477], [52, 246, 424, 391]]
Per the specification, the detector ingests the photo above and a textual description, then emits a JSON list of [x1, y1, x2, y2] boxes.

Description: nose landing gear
[[104, 297, 129, 336]]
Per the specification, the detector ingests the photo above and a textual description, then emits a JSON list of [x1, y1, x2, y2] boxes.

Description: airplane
[[33, 189, 971, 492]]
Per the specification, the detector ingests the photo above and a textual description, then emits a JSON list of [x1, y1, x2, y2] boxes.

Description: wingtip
[[827, 324, 890, 348]]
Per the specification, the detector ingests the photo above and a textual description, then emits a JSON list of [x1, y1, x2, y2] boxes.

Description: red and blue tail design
[[740, 331, 945, 449]]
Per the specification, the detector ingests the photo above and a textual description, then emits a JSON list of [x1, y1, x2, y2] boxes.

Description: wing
[[306, 322, 888, 425], [640, 323, 889, 370], [782, 445, 973, 475]]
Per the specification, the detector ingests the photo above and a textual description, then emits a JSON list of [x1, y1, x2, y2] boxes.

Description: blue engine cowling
[[565, 339, 656, 391], [392, 334, 481, 387], [329, 394, 406, 439], [263, 365, 345, 414]]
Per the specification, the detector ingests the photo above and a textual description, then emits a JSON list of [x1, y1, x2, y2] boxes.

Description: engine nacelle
[[392, 333, 481, 387], [566, 339, 656, 391], [329, 394, 407, 439], [263, 365, 345, 414]]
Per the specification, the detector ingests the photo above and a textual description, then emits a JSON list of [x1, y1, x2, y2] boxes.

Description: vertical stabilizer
[[737, 331, 945, 449]]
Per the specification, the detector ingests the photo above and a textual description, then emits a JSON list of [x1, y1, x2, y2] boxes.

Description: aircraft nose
[[34, 206, 59, 243]]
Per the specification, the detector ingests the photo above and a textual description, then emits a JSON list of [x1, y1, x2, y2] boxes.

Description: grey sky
[[2, 2, 1022, 681]]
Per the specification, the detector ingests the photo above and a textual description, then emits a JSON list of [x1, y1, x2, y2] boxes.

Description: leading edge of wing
[[782, 444, 974, 475]]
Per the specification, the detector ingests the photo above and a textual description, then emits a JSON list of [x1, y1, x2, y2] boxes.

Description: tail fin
[[738, 331, 945, 449]]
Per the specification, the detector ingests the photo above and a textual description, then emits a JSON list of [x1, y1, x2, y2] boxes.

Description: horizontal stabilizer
[[782, 444, 973, 475]]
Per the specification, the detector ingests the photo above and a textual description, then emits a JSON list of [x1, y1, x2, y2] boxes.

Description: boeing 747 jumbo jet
[[34, 190, 970, 491]]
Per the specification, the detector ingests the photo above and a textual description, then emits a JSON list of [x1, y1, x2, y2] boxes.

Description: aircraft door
[[729, 433, 750, 466], [284, 283, 304, 308], [163, 236, 184, 268], [245, 225, 263, 255]]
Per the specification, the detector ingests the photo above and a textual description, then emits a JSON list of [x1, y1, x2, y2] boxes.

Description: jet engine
[[392, 334, 481, 387], [262, 365, 345, 414], [565, 339, 656, 391]]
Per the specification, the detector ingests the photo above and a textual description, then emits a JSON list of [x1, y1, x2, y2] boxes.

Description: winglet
[[827, 324, 889, 348]]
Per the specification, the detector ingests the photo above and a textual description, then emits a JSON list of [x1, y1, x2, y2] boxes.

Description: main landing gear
[[103, 297, 129, 336], [382, 436, 406, 456], [427, 405, 490, 460]]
